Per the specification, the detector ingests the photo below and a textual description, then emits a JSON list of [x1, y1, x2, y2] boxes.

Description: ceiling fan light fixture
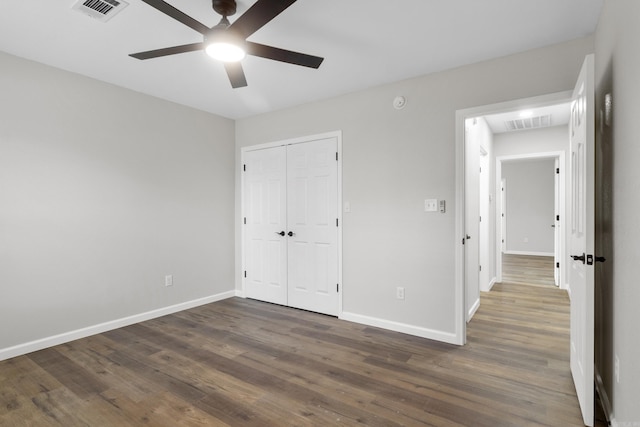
[[206, 41, 246, 62]]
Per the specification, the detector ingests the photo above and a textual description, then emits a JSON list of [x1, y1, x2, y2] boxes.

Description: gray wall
[[235, 37, 594, 339], [595, 0, 640, 424], [502, 159, 555, 254], [494, 125, 569, 158], [0, 51, 236, 352]]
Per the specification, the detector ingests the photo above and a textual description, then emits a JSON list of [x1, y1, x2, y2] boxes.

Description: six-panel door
[[243, 137, 339, 316]]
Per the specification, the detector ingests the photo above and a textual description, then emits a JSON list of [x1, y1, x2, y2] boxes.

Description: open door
[[568, 54, 595, 427], [554, 157, 561, 287], [464, 118, 480, 321]]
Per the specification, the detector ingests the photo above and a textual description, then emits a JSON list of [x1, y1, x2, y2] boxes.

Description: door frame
[[495, 151, 566, 287], [240, 130, 343, 315], [454, 91, 571, 344]]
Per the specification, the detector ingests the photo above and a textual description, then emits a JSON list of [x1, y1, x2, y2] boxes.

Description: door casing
[[495, 152, 565, 286], [455, 90, 572, 344]]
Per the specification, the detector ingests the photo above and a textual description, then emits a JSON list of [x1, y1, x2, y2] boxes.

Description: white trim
[[0, 291, 235, 362], [483, 277, 497, 292], [455, 91, 572, 346], [240, 131, 343, 153], [340, 312, 459, 345], [496, 150, 566, 290], [454, 110, 466, 345], [595, 368, 614, 426], [504, 250, 555, 257], [467, 298, 481, 321], [240, 131, 343, 317]]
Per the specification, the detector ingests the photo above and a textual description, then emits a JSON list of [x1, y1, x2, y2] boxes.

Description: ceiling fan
[[130, 0, 324, 88]]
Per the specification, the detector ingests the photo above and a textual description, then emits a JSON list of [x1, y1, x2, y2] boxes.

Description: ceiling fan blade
[[246, 42, 324, 69], [224, 62, 248, 88], [140, 0, 209, 34], [130, 42, 205, 60], [228, 0, 297, 38]]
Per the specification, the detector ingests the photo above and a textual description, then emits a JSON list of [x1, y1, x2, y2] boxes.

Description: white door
[[568, 54, 595, 427], [244, 147, 288, 305], [287, 138, 339, 316], [465, 119, 480, 320], [501, 178, 507, 255], [554, 158, 561, 287], [479, 148, 490, 291], [243, 137, 340, 316]]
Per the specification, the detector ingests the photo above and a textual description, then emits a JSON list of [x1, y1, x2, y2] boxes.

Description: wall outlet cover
[[424, 199, 438, 212]]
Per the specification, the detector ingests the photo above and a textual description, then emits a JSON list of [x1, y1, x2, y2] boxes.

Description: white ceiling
[[0, 0, 603, 119]]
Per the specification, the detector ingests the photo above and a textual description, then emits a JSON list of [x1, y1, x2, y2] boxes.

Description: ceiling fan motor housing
[[213, 0, 236, 17]]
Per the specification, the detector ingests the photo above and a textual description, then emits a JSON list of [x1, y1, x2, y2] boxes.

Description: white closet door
[[286, 138, 339, 315], [243, 146, 287, 305]]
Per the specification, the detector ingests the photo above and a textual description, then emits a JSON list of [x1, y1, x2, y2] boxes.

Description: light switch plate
[[424, 199, 438, 212]]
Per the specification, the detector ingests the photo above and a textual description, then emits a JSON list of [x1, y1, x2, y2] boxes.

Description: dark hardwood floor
[[1, 270, 599, 426]]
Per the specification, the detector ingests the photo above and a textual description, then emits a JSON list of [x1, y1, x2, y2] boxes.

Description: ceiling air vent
[[72, 0, 129, 22], [504, 115, 552, 132]]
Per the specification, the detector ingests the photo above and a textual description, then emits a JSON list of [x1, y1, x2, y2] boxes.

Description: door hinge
[[243, 217, 246, 225], [556, 167, 560, 174], [556, 262, 560, 268], [243, 164, 247, 172], [462, 237, 465, 245], [556, 214, 560, 221], [244, 270, 247, 278], [479, 216, 482, 222], [336, 283, 339, 292], [336, 152, 338, 161], [502, 213, 504, 217], [479, 167, 482, 173], [479, 265, 482, 272], [336, 218, 339, 227]]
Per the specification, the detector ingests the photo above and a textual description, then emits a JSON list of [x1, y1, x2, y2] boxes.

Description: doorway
[[496, 152, 565, 288], [454, 90, 573, 341]]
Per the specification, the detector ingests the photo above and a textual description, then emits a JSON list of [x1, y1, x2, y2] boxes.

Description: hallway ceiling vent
[[504, 114, 552, 132], [71, 0, 129, 22]]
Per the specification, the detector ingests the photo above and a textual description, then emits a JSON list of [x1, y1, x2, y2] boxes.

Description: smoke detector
[[72, 0, 129, 22]]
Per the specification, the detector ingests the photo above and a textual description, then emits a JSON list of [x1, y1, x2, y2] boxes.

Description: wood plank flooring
[[502, 254, 556, 287], [1, 274, 596, 426]]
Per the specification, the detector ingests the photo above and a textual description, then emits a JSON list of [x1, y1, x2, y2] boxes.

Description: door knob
[[595, 256, 607, 263], [571, 253, 586, 263], [275, 231, 285, 236], [288, 231, 295, 237]]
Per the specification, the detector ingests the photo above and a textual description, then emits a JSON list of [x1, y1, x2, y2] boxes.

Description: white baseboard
[[340, 312, 460, 345], [504, 250, 554, 257], [480, 277, 496, 292], [467, 298, 480, 321], [595, 368, 615, 426], [0, 290, 236, 362]]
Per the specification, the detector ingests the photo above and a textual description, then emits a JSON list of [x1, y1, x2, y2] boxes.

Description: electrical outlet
[[396, 287, 405, 300], [615, 354, 620, 383], [165, 275, 173, 287]]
